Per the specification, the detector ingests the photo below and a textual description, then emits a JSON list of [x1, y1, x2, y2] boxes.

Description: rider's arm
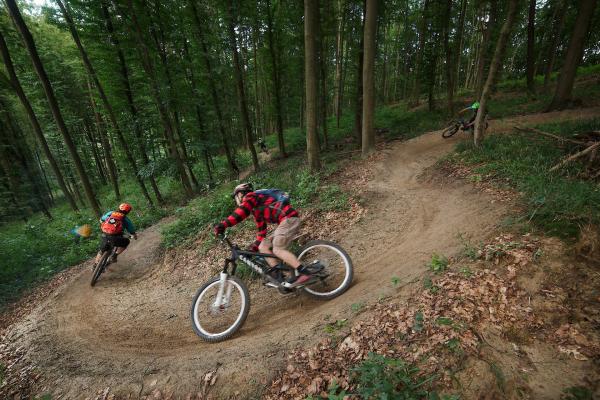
[[218, 194, 256, 230], [100, 211, 112, 223], [123, 217, 136, 235], [250, 218, 268, 251]]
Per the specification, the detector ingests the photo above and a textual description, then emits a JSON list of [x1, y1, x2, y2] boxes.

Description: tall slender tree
[[226, 0, 259, 172], [189, 0, 239, 176], [0, 29, 78, 212], [305, 0, 320, 171], [100, 0, 164, 204], [526, 0, 536, 94], [5, 0, 101, 217], [121, 0, 195, 198], [361, 0, 378, 157], [474, 0, 519, 146], [265, 0, 287, 157], [57, 0, 154, 205], [547, 0, 597, 110]]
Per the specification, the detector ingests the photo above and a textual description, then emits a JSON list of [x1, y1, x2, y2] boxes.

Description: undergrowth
[[309, 352, 456, 400], [451, 118, 600, 238], [161, 156, 352, 248]]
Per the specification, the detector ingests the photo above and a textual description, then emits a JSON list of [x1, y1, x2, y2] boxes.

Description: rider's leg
[[95, 236, 110, 264], [259, 239, 279, 268], [110, 237, 131, 262]]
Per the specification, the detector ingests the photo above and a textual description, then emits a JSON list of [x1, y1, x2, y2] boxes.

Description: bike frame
[[213, 236, 290, 309]]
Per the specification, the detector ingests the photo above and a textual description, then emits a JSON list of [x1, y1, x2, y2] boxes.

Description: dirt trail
[[10, 108, 597, 398]]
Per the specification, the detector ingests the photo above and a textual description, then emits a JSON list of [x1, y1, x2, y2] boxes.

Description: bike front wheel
[[190, 275, 250, 342], [441, 123, 460, 138], [296, 240, 353, 300], [90, 251, 109, 287]]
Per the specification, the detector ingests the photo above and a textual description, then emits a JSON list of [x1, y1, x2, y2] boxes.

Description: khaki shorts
[[262, 217, 301, 250]]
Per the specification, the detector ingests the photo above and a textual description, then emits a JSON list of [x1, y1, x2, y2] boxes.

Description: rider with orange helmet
[[93, 203, 138, 267]]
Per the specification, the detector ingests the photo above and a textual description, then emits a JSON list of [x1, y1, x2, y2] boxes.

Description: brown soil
[[2, 107, 599, 399]]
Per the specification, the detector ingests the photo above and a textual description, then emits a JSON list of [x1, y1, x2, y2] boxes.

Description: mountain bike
[[90, 233, 132, 287], [190, 234, 353, 342], [442, 114, 489, 138]]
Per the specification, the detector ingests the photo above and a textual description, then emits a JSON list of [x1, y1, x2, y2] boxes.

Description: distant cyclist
[[214, 183, 320, 288], [94, 203, 137, 267], [258, 137, 269, 154], [457, 100, 480, 131]]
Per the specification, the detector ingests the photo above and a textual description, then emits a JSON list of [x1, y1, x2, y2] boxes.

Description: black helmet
[[232, 182, 253, 198]]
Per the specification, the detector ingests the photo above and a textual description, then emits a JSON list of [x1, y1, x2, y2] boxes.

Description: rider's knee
[[258, 241, 271, 253]]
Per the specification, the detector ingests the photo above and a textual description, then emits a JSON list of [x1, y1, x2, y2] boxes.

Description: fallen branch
[[514, 126, 586, 145], [550, 142, 600, 172]]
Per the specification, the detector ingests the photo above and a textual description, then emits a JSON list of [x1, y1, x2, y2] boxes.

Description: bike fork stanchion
[[213, 272, 228, 309]]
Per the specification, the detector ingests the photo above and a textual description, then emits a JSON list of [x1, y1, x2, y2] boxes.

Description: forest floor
[[1, 106, 599, 399]]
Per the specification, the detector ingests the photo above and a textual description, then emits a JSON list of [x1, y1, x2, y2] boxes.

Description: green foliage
[[375, 105, 447, 141], [457, 233, 479, 260], [412, 311, 424, 333], [423, 277, 440, 294], [0, 177, 170, 308], [391, 276, 401, 287], [161, 185, 234, 248], [162, 155, 353, 247], [453, 118, 600, 238], [351, 302, 365, 313], [350, 353, 438, 399], [562, 386, 594, 400], [324, 319, 348, 334], [317, 185, 350, 212], [428, 253, 449, 274], [459, 266, 473, 278]]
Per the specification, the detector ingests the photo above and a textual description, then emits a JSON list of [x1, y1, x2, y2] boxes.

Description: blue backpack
[[254, 189, 290, 208]]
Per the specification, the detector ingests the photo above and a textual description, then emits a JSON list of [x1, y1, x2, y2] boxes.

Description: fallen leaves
[[264, 233, 597, 399]]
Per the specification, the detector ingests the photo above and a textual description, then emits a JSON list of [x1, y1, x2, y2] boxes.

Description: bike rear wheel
[[442, 123, 460, 138], [91, 251, 109, 287], [296, 240, 353, 300], [190, 275, 250, 342]]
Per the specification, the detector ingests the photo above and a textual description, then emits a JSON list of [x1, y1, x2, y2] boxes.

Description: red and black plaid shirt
[[219, 191, 299, 249]]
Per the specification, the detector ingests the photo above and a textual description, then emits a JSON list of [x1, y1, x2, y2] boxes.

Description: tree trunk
[[474, 0, 519, 146], [58, 0, 154, 205], [305, 0, 321, 171], [361, 0, 377, 157], [182, 39, 213, 187], [411, 0, 431, 106], [547, 0, 597, 110], [265, 0, 287, 157], [6, 0, 101, 217], [121, 0, 194, 197], [87, 79, 120, 199], [526, 0, 536, 94], [319, 22, 329, 150], [475, 0, 498, 98], [543, 0, 567, 87], [354, 1, 365, 145], [226, 0, 259, 172], [0, 28, 78, 212], [189, 0, 239, 177], [443, 0, 455, 115], [454, 0, 468, 95], [83, 118, 107, 185], [101, 0, 163, 204], [6, 116, 53, 219], [35, 149, 55, 206], [334, 0, 346, 128]]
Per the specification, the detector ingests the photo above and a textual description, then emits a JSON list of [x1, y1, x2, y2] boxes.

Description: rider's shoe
[[305, 260, 324, 274], [282, 264, 322, 289]]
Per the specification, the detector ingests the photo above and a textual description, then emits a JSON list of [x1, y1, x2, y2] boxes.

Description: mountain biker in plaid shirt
[[214, 183, 318, 288]]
